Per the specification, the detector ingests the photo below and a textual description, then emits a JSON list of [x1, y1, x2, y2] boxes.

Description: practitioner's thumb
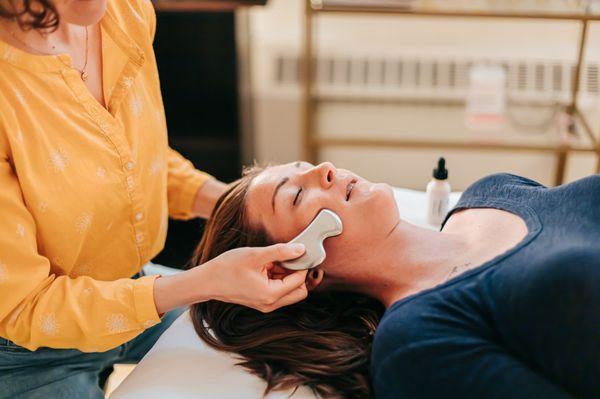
[[255, 243, 305, 265]]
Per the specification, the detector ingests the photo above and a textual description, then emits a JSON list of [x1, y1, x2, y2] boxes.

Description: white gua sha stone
[[280, 209, 343, 271]]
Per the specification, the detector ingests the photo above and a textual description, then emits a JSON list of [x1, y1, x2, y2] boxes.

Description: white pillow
[[110, 187, 461, 399], [110, 311, 315, 399], [393, 187, 461, 229]]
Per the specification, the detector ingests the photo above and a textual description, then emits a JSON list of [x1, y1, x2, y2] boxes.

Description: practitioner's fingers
[[266, 262, 296, 279], [267, 283, 309, 312], [202, 243, 307, 313], [254, 269, 308, 313], [268, 268, 308, 296], [252, 243, 305, 266]]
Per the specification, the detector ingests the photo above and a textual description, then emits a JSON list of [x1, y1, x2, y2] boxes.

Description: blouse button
[[126, 161, 135, 170], [135, 212, 143, 221]]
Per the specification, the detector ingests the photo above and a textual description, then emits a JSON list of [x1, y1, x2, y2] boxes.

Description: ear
[[306, 268, 325, 291]]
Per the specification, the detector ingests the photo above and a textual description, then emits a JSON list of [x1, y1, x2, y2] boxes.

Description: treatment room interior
[[99, 0, 600, 397]]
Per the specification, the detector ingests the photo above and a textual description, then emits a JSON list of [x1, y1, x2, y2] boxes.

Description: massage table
[[110, 187, 461, 399]]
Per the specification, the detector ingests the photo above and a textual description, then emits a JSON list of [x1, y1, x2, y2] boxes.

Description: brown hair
[[0, 1, 59, 32], [189, 165, 384, 398]]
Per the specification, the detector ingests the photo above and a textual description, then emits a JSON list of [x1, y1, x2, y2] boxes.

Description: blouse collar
[[0, 7, 144, 74]]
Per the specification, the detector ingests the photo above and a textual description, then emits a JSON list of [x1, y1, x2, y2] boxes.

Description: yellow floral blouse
[[0, 0, 212, 351]]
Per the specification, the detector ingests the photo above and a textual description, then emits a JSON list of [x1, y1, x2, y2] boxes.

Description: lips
[[345, 179, 357, 201]]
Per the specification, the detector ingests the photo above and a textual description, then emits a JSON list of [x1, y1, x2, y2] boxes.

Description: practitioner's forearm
[[152, 267, 213, 315], [151, 243, 308, 316]]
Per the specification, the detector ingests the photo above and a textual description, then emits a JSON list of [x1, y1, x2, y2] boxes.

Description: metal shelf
[[302, 0, 600, 185], [153, 0, 267, 12], [311, 1, 600, 21]]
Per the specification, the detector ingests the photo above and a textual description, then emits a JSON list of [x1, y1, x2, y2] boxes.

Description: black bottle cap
[[433, 157, 448, 180]]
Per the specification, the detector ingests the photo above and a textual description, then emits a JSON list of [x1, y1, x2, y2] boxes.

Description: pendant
[[81, 71, 88, 81]]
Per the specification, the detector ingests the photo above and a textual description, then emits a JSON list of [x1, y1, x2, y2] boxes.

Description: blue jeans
[[0, 272, 186, 399]]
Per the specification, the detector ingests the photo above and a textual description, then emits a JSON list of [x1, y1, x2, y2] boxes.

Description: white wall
[[243, 0, 599, 189]]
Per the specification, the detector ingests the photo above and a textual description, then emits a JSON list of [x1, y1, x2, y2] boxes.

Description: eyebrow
[[271, 163, 302, 213], [272, 177, 289, 213]]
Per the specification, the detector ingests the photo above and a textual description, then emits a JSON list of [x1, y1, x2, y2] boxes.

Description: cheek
[[268, 204, 321, 243], [283, 195, 330, 240], [320, 233, 371, 281], [320, 184, 398, 270], [368, 183, 399, 223], [349, 183, 398, 237], [321, 235, 350, 272]]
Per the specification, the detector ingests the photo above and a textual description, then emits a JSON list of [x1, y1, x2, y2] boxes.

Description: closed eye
[[293, 187, 302, 206]]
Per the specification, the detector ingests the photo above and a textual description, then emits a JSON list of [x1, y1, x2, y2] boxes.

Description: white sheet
[[111, 187, 461, 399]]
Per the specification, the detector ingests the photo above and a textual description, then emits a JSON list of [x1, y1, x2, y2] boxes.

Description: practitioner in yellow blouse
[[0, 0, 308, 396]]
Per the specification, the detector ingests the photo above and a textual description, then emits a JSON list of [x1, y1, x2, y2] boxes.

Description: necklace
[[2, 24, 89, 81]]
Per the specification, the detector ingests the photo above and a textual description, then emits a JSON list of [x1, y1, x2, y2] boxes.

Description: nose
[[311, 162, 336, 189]]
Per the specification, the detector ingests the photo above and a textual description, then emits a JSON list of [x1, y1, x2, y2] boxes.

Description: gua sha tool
[[280, 209, 343, 271]]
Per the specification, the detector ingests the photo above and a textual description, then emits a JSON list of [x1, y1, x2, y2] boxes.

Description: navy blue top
[[371, 173, 600, 399]]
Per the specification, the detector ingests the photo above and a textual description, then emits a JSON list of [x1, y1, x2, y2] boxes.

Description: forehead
[[252, 163, 293, 191], [246, 162, 303, 228]]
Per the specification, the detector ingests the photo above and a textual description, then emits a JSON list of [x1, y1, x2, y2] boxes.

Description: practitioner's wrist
[[153, 267, 213, 314], [186, 264, 216, 304]]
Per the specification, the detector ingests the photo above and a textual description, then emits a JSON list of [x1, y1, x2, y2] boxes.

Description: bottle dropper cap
[[433, 157, 448, 180]]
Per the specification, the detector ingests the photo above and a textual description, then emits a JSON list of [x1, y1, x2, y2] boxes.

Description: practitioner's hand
[[192, 178, 228, 219], [204, 243, 309, 313]]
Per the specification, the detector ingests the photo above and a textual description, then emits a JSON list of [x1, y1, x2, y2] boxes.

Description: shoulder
[[372, 295, 467, 375], [371, 307, 423, 398], [518, 246, 600, 297], [106, 0, 156, 41], [444, 173, 545, 224], [373, 277, 494, 356], [463, 173, 545, 199], [552, 174, 600, 205], [107, 0, 155, 22], [371, 296, 492, 398], [480, 172, 545, 187], [372, 305, 417, 365], [494, 245, 600, 328]]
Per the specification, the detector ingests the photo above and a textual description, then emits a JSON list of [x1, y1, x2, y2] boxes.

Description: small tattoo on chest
[[445, 262, 472, 282]]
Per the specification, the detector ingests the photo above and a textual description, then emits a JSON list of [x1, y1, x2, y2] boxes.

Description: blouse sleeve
[[0, 148, 162, 352]]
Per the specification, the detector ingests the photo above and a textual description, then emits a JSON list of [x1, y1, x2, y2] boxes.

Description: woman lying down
[[188, 161, 599, 399]]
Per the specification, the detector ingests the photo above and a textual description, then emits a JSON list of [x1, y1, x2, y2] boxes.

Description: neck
[[0, 18, 82, 55], [348, 220, 470, 307]]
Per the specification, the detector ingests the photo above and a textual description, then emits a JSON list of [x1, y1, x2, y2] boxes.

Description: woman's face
[[53, 0, 107, 26], [245, 162, 399, 281]]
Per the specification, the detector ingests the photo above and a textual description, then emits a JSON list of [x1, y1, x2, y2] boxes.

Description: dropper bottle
[[426, 157, 451, 227]]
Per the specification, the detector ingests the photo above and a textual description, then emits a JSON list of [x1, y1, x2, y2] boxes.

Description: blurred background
[[149, 0, 600, 268]]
